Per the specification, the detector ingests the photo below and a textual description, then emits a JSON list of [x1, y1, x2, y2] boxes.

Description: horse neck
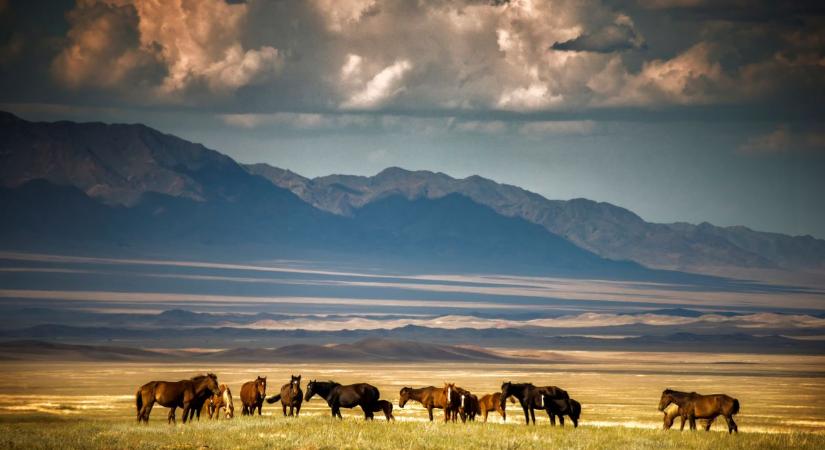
[[314, 383, 337, 401]]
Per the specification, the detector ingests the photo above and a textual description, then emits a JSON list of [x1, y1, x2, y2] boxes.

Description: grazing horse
[[662, 403, 682, 430], [500, 382, 547, 425], [478, 393, 507, 422], [544, 397, 581, 427], [305, 380, 380, 420], [658, 389, 740, 433], [206, 384, 234, 420], [136, 373, 219, 424], [398, 385, 458, 422], [371, 399, 395, 421], [266, 374, 303, 417], [240, 376, 267, 416]]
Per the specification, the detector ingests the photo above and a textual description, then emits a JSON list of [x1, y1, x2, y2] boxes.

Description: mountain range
[[2, 111, 824, 277]]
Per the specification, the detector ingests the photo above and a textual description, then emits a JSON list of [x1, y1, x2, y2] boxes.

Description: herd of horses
[[135, 374, 740, 433]]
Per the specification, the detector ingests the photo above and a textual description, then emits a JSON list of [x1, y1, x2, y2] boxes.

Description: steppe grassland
[[0, 352, 823, 449]]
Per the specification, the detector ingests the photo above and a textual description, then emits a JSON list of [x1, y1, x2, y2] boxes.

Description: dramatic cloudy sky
[[1, 0, 824, 237]]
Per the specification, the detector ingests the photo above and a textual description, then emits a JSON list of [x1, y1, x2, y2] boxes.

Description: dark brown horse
[[456, 388, 480, 422], [658, 389, 740, 433], [479, 393, 507, 422], [544, 397, 581, 427], [266, 374, 303, 417], [371, 399, 395, 421], [398, 385, 458, 422], [136, 373, 219, 424], [500, 382, 546, 425], [305, 380, 380, 420], [240, 376, 267, 416]]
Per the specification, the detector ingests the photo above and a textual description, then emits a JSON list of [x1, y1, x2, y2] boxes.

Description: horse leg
[[559, 415, 565, 427], [522, 405, 530, 425], [181, 403, 190, 424], [295, 404, 301, 417], [529, 407, 536, 425], [689, 415, 697, 431], [140, 399, 154, 423], [283, 403, 288, 416], [257, 402, 262, 416], [482, 408, 488, 423], [705, 415, 717, 431], [725, 415, 738, 434], [168, 407, 176, 425], [427, 407, 433, 422], [679, 415, 686, 431]]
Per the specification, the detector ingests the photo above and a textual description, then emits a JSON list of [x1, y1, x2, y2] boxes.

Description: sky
[[0, 0, 824, 238]]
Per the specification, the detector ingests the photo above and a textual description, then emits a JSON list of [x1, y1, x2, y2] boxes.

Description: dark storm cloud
[[551, 23, 646, 52]]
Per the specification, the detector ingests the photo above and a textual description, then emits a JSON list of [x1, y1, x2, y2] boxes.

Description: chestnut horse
[[658, 389, 740, 433], [136, 373, 219, 424], [305, 380, 380, 420], [398, 384, 459, 422], [206, 384, 234, 419], [266, 374, 303, 417], [479, 393, 508, 422], [240, 376, 267, 416]]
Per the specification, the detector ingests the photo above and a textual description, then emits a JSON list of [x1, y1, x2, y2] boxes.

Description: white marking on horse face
[[292, 380, 297, 385], [539, 395, 544, 407], [447, 387, 451, 403], [461, 395, 466, 408]]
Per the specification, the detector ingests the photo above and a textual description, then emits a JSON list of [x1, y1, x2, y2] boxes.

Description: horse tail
[[136, 389, 143, 415], [266, 394, 281, 404], [731, 398, 740, 415]]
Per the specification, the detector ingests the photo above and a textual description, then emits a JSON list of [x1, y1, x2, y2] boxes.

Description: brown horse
[[136, 373, 219, 424], [371, 399, 395, 421], [266, 374, 303, 417], [398, 385, 459, 422], [479, 393, 508, 422], [240, 376, 267, 416], [305, 380, 380, 420], [205, 384, 234, 419], [658, 389, 740, 433]]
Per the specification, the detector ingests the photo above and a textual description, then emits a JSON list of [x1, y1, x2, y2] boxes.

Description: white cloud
[[340, 59, 412, 109]]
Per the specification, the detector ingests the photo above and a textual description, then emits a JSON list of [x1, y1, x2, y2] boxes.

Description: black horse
[[305, 380, 381, 420], [500, 381, 548, 425]]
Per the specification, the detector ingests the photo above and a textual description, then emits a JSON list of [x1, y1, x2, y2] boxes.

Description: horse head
[[500, 382, 512, 409], [444, 382, 457, 405], [398, 387, 411, 408], [305, 380, 317, 402], [658, 389, 675, 411], [256, 376, 267, 397], [206, 373, 220, 396]]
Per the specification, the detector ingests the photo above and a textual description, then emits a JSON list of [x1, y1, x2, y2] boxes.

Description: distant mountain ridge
[[2, 111, 823, 275], [246, 164, 825, 273]]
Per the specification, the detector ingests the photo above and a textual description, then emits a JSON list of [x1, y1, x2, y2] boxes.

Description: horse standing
[[240, 376, 267, 416], [398, 384, 458, 422], [266, 374, 303, 417], [135, 373, 220, 424], [372, 399, 395, 421], [305, 380, 380, 420], [456, 388, 480, 422], [658, 389, 740, 433], [500, 382, 546, 425], [478, 392, 507, 422]]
